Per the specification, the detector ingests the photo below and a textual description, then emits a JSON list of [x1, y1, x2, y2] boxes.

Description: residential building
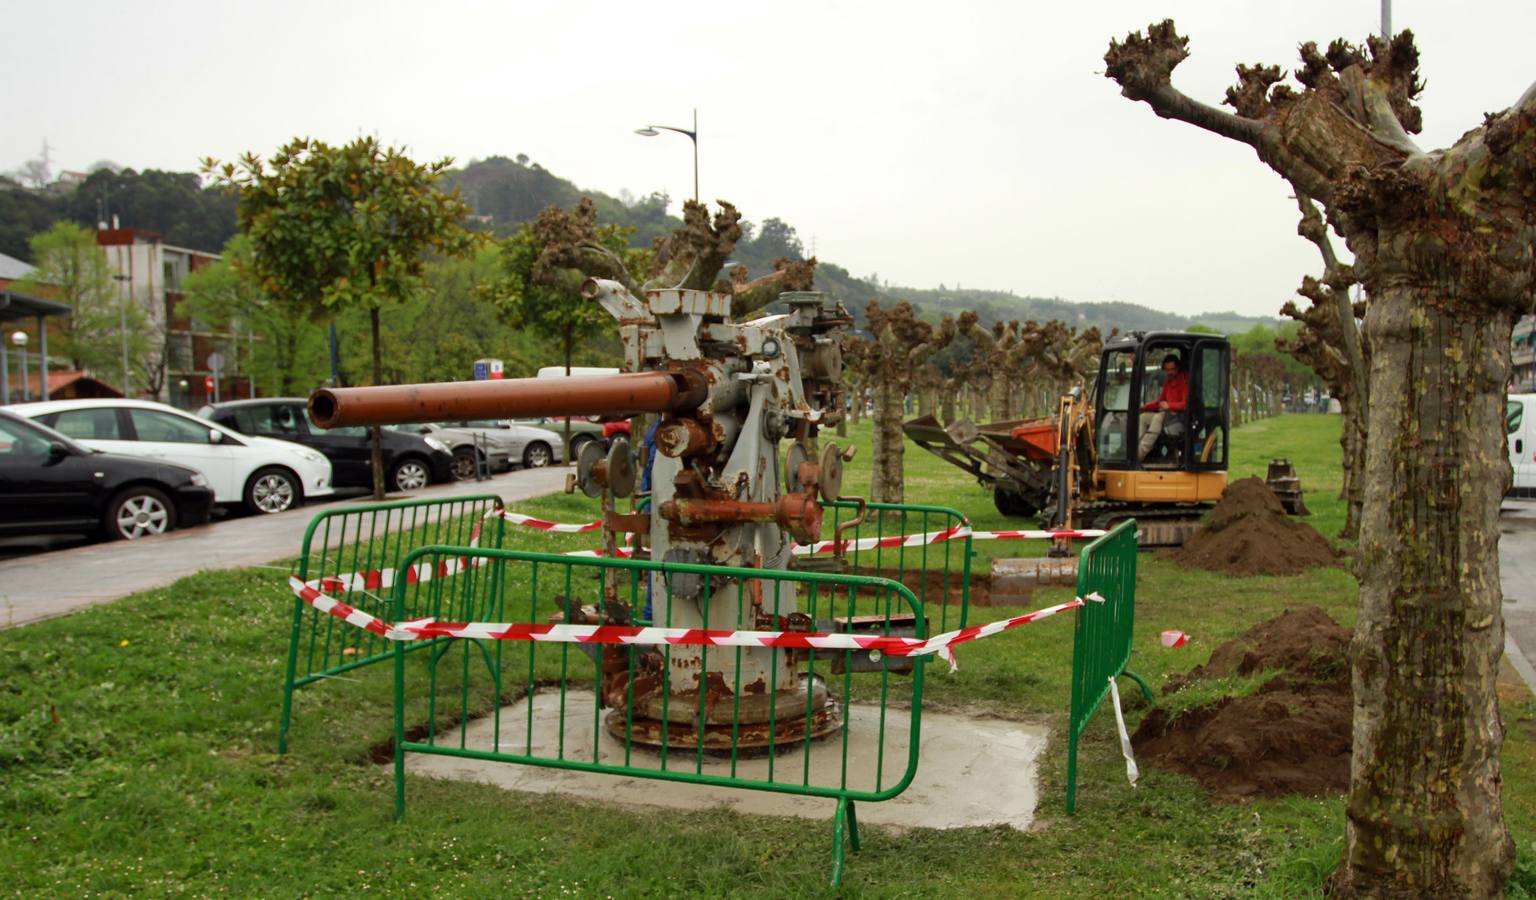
[[1514, 315, 1536, 393], [96, 228, 249, 408]]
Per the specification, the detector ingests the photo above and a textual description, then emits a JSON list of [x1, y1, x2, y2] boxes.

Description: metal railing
[[1065, 519, 1152, 813], [279, 494, 506, 753], [820, 500, 972, 633], [388, 545, 929, 888]]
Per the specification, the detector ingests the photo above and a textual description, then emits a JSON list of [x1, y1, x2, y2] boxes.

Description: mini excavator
[[905, 330, 1232, 547]]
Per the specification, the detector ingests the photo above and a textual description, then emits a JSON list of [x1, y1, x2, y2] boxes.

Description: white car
[[10, 399, 334, 514]]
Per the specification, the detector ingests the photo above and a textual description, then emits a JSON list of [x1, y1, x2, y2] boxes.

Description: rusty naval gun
[[308, 281, 857, 748]]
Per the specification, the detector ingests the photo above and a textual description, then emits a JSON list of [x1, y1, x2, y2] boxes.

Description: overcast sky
[[5, 0, 1533, 317]]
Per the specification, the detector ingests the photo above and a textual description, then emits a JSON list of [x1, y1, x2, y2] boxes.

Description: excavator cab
[[1093, 332, 1230, 504]]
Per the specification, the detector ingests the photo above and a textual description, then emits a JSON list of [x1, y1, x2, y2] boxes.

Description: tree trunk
[[940, 386, 957, 425], [563, 325, 574, 466], [989, 374, 1013, 423], [870, 378, 904, 504], [1337, 392, 1366, 540], [369, 305, 385, 500], [917, 385, 936, 417], [1339, 296, 1514, 896]]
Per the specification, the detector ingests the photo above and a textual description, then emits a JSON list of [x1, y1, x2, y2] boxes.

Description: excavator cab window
[[1188, 341, 1230, 469], [1096, 348, 1137, 464], [1136, 342, 1189, 468]]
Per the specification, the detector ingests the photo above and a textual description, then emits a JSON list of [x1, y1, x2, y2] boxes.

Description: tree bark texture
[[1349, 298, 1513, 896], [871, 378, 905, 505]]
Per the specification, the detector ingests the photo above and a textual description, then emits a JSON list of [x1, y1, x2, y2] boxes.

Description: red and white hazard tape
[[489, 509, 1103, 553], [494, 511, 603, 533], [297, 520, 1109, 595], [793, 525, 1104, 556], [286, 574, 1096, 670]]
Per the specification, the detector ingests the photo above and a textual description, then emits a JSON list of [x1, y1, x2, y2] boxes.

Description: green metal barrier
[[279, 494, 506, 753], [1064, 519, 1151, 813], [822, 500, 972, 633], [388, 544, 929, 888]]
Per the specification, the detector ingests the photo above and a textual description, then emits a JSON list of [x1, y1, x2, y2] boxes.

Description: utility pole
[[114, 270, 131, 395], [1381, 0, 1391, 37]]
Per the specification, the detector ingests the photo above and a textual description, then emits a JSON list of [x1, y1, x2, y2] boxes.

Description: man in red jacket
[[1138, 354, 1188, 461]]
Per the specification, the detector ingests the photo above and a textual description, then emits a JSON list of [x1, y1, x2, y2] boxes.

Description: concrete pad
[[407, 689, 1049, 830]]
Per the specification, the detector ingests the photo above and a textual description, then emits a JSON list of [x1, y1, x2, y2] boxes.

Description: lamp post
[[635, 108, 699, 203], [113, 272, 131, 395], [11, 330, 29, 402]]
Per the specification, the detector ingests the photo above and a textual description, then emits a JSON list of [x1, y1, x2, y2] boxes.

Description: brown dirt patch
[[1132, 606, 1352, 801], [1169, 477, 1337, 576], [858, 568, 997, 606]]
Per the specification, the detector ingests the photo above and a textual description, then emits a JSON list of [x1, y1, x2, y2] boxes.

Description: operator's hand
[[1158, 400, 1169, 411]]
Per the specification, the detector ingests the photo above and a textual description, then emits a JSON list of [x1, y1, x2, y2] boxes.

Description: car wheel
[[245, 466, 302, 514], [391, 457, 432, 491], [570, 434, 594, 456], [106, 486, 177, 540], [523, 441, 553, 468], [451, 448, 480, 481]]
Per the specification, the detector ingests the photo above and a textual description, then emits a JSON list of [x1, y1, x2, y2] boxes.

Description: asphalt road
[[1500, 498, 1536, 693], [0, 466, 566, 629]]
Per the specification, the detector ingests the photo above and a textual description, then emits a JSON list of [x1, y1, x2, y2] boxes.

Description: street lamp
[[635, 108, 699, 203], [11, 330, 29, 402], [113, 272, 131, 395]]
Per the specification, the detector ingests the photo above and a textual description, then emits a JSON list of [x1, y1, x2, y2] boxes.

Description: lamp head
[[10, 330, 27, 348], [634, 127, 659, 137]]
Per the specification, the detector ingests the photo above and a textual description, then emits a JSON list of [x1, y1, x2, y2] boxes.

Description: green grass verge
[[3, 413, 1533, 897]]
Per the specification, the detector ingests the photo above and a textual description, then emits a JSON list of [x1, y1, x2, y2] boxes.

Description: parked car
[[199, 398, 454, 492], [501, 416, 602, 456], [0, 409, 215, 540], [14, 399, 332, 515], [438, 420, 565, 468], [387, 423, 512, 480]]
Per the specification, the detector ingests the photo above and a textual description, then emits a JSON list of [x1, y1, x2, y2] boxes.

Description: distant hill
[[443, 157, 1277, 334], [2, 153, 1277, 335]]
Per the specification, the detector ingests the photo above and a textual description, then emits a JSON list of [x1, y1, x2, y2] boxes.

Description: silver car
[[391, 423, 513, 480], [438, 420, 565, 468]]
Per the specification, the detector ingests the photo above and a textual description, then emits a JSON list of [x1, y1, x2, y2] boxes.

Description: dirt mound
[[1169, 477, 1336, 576], [1132, 606, 1353, 801]]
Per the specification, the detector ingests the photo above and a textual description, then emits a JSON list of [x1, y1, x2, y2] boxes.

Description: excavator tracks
[[1078, 503, 1212, 548]]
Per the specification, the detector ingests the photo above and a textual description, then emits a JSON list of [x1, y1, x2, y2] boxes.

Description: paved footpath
[[0, 467, 566, 629]]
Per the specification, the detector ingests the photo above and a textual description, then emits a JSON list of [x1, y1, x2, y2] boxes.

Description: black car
[[199, 398, 454, 492], [0, 410, 215, 541]]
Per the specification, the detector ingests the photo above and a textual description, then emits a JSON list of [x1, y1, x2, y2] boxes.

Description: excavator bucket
[[1265, 458, 1310, 516]]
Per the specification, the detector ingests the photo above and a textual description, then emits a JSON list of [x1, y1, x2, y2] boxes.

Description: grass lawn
[[3, 413, 1534, 897]]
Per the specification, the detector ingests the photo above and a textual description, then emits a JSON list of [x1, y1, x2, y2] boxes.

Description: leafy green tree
[[180, 235, 328, 395], [13, 221, 147, 390], [206, 137, 479, 498], [62, 168, 238, 253]]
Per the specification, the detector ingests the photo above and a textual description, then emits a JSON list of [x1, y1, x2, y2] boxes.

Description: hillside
[[2, 153, 1276, 334]]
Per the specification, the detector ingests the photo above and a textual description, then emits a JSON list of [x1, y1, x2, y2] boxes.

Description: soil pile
[[1170, 477, 1336, 576], [1132, 606, 1352, 801]]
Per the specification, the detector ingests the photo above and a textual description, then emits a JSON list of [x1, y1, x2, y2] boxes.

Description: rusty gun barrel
[[308, 370, 707, 429]]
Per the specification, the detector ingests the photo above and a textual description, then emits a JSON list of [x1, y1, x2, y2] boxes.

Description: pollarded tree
[[859, 301, 949, 503], [1278, 199, 1369, 537], [207, 137, 480, 499], [1107, 23, 1533, 894]]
